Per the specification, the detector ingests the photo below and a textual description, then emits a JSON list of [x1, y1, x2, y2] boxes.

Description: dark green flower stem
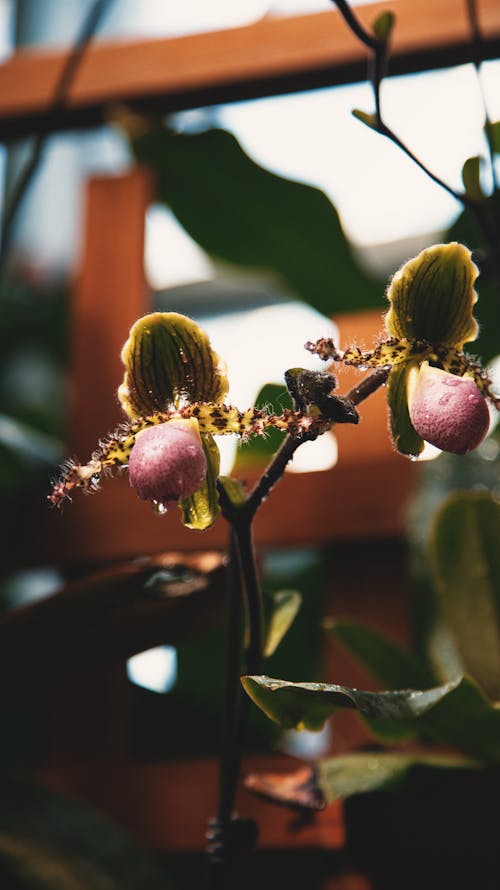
[[208, 368, 389, 884]]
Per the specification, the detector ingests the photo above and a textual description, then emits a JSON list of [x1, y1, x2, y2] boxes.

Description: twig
[[330, 0, 500, 275], [0, 0, 115, 273], [465, 0, 498, 192]]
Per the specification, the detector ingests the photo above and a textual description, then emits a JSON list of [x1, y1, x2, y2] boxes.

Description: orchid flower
[[49, 312, 358, 529], [307, 242, 499, 457]]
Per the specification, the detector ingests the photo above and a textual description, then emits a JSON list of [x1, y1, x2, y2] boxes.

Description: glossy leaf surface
[[324, 618, 434, 689], [263, 589, 302, 658], [241, 674, 460, 731], [0, 778, 172, 889], [428, 491, 500, 700]]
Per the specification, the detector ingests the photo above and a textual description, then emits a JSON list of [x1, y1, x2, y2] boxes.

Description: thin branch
[[0, 0, 115, 272], [330, 0, 500, 271], [465, 0, 498, 192]]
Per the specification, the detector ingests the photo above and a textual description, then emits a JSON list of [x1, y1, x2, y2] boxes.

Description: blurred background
[[0, 2, 499, 886]]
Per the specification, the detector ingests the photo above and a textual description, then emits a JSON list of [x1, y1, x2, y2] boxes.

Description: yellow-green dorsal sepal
[[385, 243, 479, 348], [118, 312, 229, 419]]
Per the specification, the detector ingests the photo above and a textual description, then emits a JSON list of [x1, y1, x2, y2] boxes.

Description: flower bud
[[407, 362, 490, 455], [128, 419, 207, 507]]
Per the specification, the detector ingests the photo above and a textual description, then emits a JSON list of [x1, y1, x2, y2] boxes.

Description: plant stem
[[330, 0, 500, 269], [216, 529, 244, 825]]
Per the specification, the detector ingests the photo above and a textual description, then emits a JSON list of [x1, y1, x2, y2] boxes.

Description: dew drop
[[152, 500, 168, 515]]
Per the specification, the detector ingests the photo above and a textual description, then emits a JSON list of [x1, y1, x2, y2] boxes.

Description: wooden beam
[[1, 0, 499, 140]]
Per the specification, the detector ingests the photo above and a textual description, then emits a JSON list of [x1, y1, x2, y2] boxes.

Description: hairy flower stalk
[[48, 402, 332, 508]]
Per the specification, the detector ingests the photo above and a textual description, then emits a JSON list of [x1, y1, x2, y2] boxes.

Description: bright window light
[[145, 205, 214, 290], [127, 645, 178, 694], [285, 429, 338, 473]]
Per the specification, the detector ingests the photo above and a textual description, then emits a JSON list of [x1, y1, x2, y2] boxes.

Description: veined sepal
[[385, 242, 479, 348], [118, 312, 229, 418]]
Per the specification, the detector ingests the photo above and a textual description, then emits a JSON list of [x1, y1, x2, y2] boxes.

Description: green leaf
[[131, 124, 382, 316], [264, 590, 302, 657], [386, 363, 424, 457], [372, 10, 395, 41], [234, 383, 290, 471], [324, 618, 434, 689], [241, 674, 461, 732], [181, 432, 220, 530], [245, 751, 479, 810], [461, 156, 484, 201], [428, 491, 500, 700], [317, 751, 478, 803], [421, 674, 500, 763], [446, 190, 500, 362], [352, 109, 380, 131], [385, 242, 479, 347], [118, 311, 228, 419], [0, 777, 172, 889]]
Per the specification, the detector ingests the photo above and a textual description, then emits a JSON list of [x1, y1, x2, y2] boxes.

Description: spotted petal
[[118, 312, 229, 419], [385, 242, 479, 348]]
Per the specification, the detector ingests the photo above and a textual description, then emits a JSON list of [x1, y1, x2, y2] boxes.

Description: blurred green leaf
[[324, 618, 434, 688], [241, 674, 460, 732], [318, 751, 478, 804], [446, 190, 500, 363], [246, 751, 478, 810], [234, 383, 290, 471], [428, 491, 500, 700], [461, 156, 484, 201], [421, 674, 500, 763], [0, 777, 171, 889], [132, 124, 382, 316], [372, 10, 395, 41], [263, 589, 302, 657]]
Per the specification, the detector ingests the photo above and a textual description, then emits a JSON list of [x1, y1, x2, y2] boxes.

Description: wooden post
[[70, 166, 153, 457], [48, 167, 152, 766]]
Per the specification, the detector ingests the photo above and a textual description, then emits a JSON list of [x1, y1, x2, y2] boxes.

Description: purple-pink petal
[[408, 363, 490, 455]]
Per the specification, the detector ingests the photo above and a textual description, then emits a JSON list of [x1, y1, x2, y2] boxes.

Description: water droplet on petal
[[153, 500, 168, 515]]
